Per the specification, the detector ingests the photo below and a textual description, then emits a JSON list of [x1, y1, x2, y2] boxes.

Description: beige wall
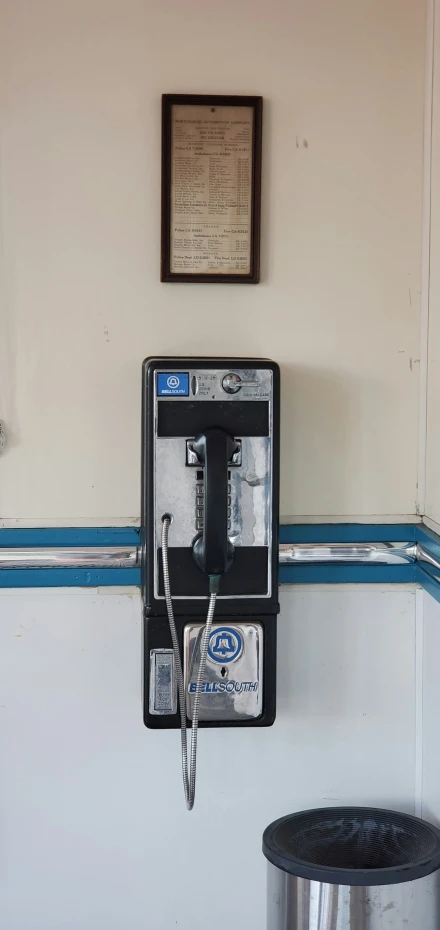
[[426, 1, 440, 529], [0, 0, 425, 525]]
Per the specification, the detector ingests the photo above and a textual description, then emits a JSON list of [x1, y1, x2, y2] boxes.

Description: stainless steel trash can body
[[267, 862, 440, 929], [263, 807, 440, 930]]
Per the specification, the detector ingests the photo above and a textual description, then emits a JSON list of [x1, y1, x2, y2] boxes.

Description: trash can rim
[[262, 806, 440, 887]]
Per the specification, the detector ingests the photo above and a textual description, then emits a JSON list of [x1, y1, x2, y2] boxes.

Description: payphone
[[141, 357, 280, 807]]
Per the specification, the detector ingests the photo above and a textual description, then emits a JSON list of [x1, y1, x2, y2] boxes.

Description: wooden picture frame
[[161, 94, 262, 283]]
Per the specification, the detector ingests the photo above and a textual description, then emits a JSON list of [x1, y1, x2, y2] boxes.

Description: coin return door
[[184, 622, 263, 722]]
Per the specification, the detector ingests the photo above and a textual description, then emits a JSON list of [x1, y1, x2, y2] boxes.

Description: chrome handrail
[[0, 542, 417, 570], [0, 547, 138, 569], [279, 542, 417, 565], [417, 544, 440, 573]]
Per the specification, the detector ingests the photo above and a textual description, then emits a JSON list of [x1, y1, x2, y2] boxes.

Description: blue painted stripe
[[1, 563, 416, 589], [0, 523, 417, 547], [416, 524, 440, 557], [0, 526, 140, 547], [414, 525, 440, 603], [0, 568, 141, 588], [280, 563, 416, 585], [279, 523, 418, 543]]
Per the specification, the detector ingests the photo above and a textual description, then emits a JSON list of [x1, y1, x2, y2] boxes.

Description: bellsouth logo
[[208, 627, 243, 664], [188, 680, 258, 694], [157, 372, 189, 396]]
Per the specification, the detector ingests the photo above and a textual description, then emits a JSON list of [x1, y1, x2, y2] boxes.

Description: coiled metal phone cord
[[161, 515, 219, 810]]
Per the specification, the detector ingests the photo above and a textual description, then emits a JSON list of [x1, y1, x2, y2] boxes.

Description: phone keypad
[[195, 481, 232, 531]]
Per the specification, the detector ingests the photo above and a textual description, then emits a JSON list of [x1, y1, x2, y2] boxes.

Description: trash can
[[263, 807, 440, 929]]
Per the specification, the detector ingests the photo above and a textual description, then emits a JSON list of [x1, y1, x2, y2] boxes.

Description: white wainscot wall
[[422, 590, 440, 827], [0, 585, 417, 930]]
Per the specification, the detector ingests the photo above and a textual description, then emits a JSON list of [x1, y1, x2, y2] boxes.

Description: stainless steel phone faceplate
[[153, 367, 274, 600], [183, 622, 263, 721]]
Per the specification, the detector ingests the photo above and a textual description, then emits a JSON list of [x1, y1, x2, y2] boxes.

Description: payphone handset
[[141, 358, 280, 808]]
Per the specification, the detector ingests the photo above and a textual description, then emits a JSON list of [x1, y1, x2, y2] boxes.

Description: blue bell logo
[[208, 627, 243, 664], [212, 633, 234, 655]]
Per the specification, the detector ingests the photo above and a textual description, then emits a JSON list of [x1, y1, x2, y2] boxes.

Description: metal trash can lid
[[263, 807, 440, 886]]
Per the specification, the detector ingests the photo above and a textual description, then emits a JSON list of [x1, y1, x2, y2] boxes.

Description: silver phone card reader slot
[[149, 649, 177, 715]]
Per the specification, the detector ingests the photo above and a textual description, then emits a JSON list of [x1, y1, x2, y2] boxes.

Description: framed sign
[[161, 94, 262, 283]]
